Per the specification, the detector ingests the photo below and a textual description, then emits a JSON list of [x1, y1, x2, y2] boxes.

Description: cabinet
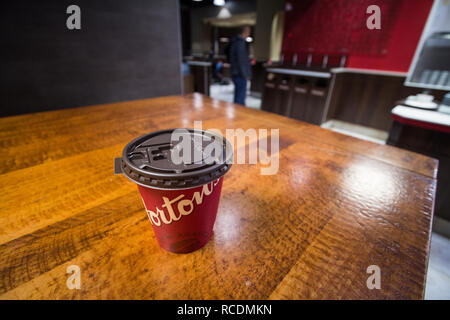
[[274, 76, 293, 116], [290, 77, 310, 122], [261, 72, 278, 112], [262, 68, 331, 125], [387, 120, 450, 220], [188, 62, 211, 96], [308, 78, 329, 124]]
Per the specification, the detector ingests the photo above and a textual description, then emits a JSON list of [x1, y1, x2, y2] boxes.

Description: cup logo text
[[142, 179, 220, 226]]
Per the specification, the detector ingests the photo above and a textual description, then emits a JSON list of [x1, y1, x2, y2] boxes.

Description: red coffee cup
[[115, 129, 233, 253]]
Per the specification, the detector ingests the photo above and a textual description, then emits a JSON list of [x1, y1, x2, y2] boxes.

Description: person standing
[[229, 26, 252, 106]]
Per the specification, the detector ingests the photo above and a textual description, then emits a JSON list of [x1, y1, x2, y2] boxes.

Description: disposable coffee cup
[[115, 129, 233, 253]]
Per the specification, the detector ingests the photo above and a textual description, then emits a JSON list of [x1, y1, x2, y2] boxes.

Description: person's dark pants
[[232, 76, 247, 105]]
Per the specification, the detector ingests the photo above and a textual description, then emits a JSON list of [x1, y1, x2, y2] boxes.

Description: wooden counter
[[0, 94, 437, 299], [187, 61, 211, 96], [261, 66, 448, 131]]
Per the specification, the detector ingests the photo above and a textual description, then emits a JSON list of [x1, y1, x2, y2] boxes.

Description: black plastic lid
[[120, 129, 233, 189]]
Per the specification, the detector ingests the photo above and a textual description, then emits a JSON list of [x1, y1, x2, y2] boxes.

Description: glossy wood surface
[[0, 94, 437, 299]]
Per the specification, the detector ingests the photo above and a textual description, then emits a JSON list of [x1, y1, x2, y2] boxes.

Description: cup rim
[[127, 176, 223, 191]]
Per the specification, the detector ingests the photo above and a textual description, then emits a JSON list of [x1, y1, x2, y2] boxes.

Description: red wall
[[282, 0, 433, 72], [347, 0, 433, 71]]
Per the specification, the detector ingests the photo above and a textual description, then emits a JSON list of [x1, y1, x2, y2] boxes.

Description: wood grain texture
[[0, 93, 437, 299]]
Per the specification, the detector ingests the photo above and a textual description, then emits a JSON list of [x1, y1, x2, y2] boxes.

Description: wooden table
[[0, 94, 437, 299]]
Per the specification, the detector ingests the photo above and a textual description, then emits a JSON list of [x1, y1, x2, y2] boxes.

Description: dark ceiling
[[179, 0, 256, 9], [179, 0, 217, 8]]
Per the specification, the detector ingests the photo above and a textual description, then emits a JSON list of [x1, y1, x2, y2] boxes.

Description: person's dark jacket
[[229, 36, 251, 79]]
